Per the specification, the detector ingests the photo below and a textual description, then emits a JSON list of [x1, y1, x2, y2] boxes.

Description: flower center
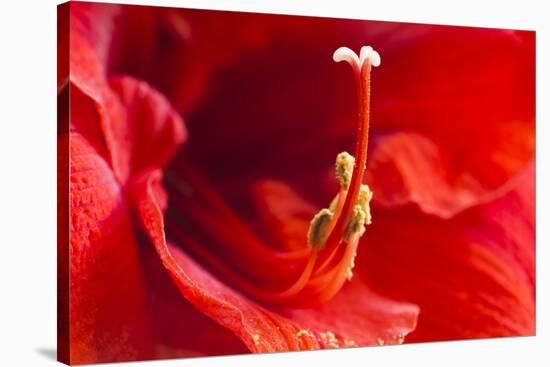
[[164, 45, 379, 307]]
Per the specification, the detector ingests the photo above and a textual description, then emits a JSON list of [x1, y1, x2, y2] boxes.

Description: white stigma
[[359, 46, 381, 67], [333, 45, 381, 73]]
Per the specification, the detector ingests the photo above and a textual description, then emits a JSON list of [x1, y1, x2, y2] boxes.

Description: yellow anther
[[346, 254, 356, 281], [357, 184, 373, 225], [335, 152, 355, 190], [307, 208, 334, 249], [344, 205, 367, 242]]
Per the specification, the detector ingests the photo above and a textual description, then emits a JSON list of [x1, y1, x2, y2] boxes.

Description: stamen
[[307, 208, 334, 249], [357, 184, 373, 225], [335, 151, 355, 190], [343, 205, 367, 242], [345, 254, 356, 281]]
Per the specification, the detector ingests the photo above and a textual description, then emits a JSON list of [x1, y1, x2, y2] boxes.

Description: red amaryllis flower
[[58, 2, 535, 364]]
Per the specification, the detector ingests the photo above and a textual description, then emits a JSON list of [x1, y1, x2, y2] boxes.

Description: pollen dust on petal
[[343, 338, 357, 347], [295, 329, 314, 339], [393, 333, 405, 344], [252, 333, 261, 345], [319, 331, 340, 348]]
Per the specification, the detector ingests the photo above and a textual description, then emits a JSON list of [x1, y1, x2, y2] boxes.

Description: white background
[[0, 0, 547, 366]]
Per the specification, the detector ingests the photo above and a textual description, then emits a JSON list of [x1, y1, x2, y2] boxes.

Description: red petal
[[120, 8, 276, 115], [69, 132, 152, 363], [251, 180, 317, 251], [365, 28, 535, 216], [70, 2, 131, 182], [129, 170, 318, 352], [364, 130, 534, 217], [252, 180, 419, 346], [72, 3, 273, 116], [131, 172, 418, 352], [139, 239, 249, 358], [284, 279, 419, 347], [108, 75, 187, 176], [359, 162, 535, 340], [57, 4, 69, 93], [70, 3, 187, 183]]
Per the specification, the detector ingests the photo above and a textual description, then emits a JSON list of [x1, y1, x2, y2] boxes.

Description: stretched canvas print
[[57, 1, 536, 365]]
